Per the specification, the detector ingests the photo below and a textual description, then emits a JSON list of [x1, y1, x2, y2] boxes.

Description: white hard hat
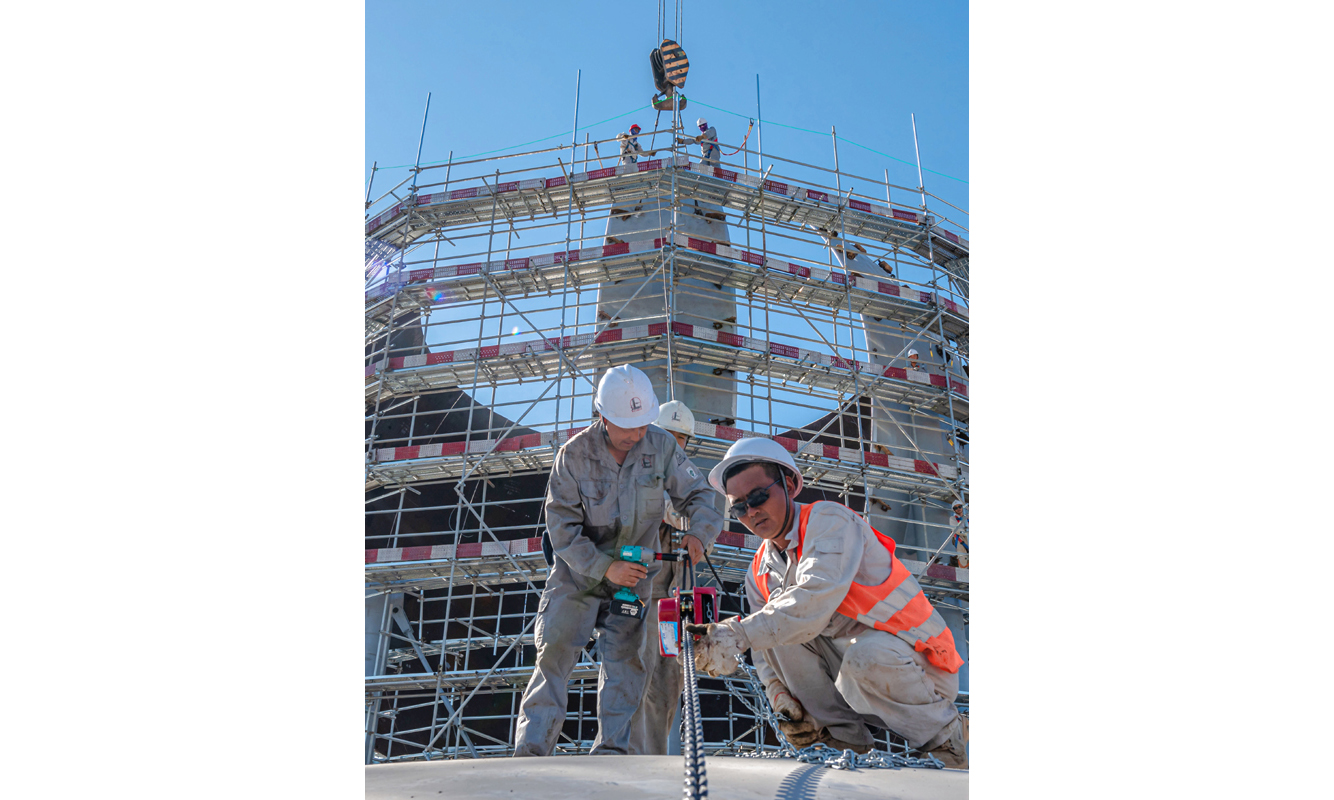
[[594, 364, 660, 428], [708, 438, 804, 496], [656, 400, 696, 437], [952, 499, 964, 508], [697, 117, 708, 127], [907, 348, 919, 357]]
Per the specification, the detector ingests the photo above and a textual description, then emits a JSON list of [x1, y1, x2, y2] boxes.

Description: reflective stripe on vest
[[750, 501, 964, 674]]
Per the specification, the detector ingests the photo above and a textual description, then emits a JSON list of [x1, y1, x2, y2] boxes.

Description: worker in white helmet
[[514, 366, 723, 757], [949, 500, 968, 569], [617, 123, 657, 166], [630, 400, 709, 753], [680, 117, 719, 166], [683, 438, 969, 768], [907, 348, 922, 372]]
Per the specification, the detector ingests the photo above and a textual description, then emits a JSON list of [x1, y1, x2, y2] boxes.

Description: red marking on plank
[[416, 194, 433, 206], [401, 545, 434, 562], [771, 342, 799, 359], [505, 258, 529, 271], [831, 273, 846, 285], [546, 176, 567, 188], [715, 425, 743, 442], [639, 159, 663, 171], [516, 537, 543, 553], [891, 209, 918, 222], [672, 321, 693, 336], [866, 452, 889, 468], [456, 543, 483, 559], [450, 187, 478, 200], [479, 345, 499, 360], [717, 331, 743, 347], [595, 329, 624, 344], [848, 199, 871, 212], [427, 352, 453, 365], [929, 374, 947, 388], [877, 281, 895, 294], [822, 444, 840, 459], [715, 531, 748, 548], [773, 436, 800, 452], [365, 550, 379, 564], [713, 167, 737, 182], [950, 380, 967, 396], [742, 250, 765, 266], [788, 264, 811, 278], [457, 263, 481, 276], [763, 180, 788, 195], [441, 442, 466, 456], [913, 460, 940, 476], [687, 237, 717, 254], [924, 563, 957, 581], [648, 322, 668, 336], [831, 356, 852, 371], [884, 366, 908, 380], [806, 189, 829, 202], [495, 181, 519, 193], [407, 269, 433, 282], [587, 167, 617, 180], [398, 446, 421, 460], [602, 242, 629, 257], [493, 437, 522, 452], [387, 357, 405, 370], [941, 230, 959, 244]]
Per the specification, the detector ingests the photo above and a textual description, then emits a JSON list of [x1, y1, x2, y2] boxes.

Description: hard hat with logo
[[656, 400, 696, 438], [594, 364, 660, 428], [708, 437, 803, 496]]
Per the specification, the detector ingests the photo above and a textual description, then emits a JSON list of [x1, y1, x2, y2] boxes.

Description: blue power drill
[[610, 546, 681, 619]]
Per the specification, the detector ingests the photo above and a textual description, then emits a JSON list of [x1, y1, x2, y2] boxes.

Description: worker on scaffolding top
[[514, 365, 723, 757], [949, 500, 968, 569], [617, 123, 657, 166], [679, 117, 720, 167], [684, 438, 969, 768], [908, 348, 922, 372]]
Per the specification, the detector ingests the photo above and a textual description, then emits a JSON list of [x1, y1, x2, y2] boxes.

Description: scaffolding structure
[[364, 110, 969, 764]]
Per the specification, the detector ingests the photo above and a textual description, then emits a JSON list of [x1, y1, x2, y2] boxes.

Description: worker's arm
[[663, 443, 723, 552], [743, 567, 784, 695], [544, 447, 616, 582], [737, 503, 866, 652]]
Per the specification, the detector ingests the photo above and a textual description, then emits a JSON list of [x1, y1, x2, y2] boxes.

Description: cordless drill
[[609, 546, 681, 619]]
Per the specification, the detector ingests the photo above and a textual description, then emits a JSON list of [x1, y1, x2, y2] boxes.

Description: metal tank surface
[[365, 755, 967, 800]]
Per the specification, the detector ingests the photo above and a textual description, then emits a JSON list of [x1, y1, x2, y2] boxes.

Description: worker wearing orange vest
[[684, 438, 968, 768]]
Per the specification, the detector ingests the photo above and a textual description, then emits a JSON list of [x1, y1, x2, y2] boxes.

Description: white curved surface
[[365, 754, 967, 800]]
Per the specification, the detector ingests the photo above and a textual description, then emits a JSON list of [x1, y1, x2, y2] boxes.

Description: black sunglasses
[[729, 477, 783, 519]]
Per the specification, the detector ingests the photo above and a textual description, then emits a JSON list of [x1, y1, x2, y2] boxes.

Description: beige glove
[[769, 687, 820, 746], [684, 617, 750, 677]]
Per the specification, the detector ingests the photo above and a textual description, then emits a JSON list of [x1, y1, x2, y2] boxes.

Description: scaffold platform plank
[[366, 321, 968, 421], [365, 157, 967, 276], [365, 237, 967, 342]]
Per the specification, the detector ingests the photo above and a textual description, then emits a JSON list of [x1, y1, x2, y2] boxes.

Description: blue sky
[[367, 0, 967, 215]]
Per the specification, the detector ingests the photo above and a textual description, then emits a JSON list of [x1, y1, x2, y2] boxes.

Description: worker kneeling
[[685, 439, 968, 768]]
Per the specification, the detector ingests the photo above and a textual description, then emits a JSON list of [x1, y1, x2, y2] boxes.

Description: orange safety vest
[[750, 501, 965, 674]]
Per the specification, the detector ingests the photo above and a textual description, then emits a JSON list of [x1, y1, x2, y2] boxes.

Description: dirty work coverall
[[619, 135, 646, 166], [631, 484, 721, 754], [741, 502, 961, 750], [514, 422, 722, 756], [949, 513, 968, 568], [697, 126, 719, 166]]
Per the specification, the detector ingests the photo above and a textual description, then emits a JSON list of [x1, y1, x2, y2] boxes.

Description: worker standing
[[685, 438, 968, 768], [513, 366, 722, 757], [949, 500, 968, 569], [617, 123, 657, 166], [630, 400, 709, 754], [688, 117, 720, 166]]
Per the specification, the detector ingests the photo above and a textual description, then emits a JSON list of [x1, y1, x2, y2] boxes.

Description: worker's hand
[[768, 687, 805, 722], [682, 534, 706, 565], [778, 716, 822, 747], [684, 617, 750, 677], [605, 561, 648, 588]]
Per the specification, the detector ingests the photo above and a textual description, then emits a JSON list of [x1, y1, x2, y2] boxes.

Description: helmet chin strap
[[777, 470, 795, 544]]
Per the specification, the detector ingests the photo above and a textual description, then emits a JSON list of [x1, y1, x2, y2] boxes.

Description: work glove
[[684, 617, 750, 677], [768, 687, 821, 747]]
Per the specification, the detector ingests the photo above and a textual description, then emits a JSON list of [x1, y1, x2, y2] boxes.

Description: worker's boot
[[918, 716, 968, 769]]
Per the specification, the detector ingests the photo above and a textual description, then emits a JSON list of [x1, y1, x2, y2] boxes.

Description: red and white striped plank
[[366, 233, 968, 321], [365, 532, 967, 583], [366, 155, 968, 252], [373, 422, 957, 481], [365, 318, 967, 398]]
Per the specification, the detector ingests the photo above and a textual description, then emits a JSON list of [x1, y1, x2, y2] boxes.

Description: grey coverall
[[514, 422, 722, 756], [949, 513, 968, 568], [697, 126, 719, 166], [741, 502, 961, 751]]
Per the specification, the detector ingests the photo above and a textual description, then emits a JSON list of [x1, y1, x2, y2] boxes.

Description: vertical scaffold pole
[[366, 161, 377, 209], [756, 74, 763, 175], [910, 112, 926, 211], [411, 92, 432, 195], [555, 69, 580, 432]]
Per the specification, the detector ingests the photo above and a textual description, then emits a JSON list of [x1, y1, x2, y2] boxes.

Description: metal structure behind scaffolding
[[364, 104, 969, 764]]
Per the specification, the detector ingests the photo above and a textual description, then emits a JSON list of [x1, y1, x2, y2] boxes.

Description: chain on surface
[[735, 743, 945, 772]]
